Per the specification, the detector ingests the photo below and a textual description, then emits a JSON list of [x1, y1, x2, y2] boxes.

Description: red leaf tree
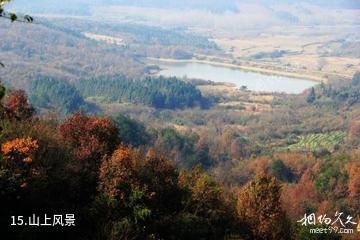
[[59, 113, 119, 169], [3, 90, 34, 120]]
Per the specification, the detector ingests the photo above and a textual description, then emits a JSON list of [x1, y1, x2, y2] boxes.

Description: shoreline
[[147, 57, 328, 83]]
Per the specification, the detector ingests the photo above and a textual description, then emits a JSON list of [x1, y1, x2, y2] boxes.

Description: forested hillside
[[1, 1, 359, 239], [29, 77, 95, 115], [27, 75, 210, 112], [74, 76, 208, 109], [0, 20, 145, 89], [1, 72, 359, 239], [0, 17, 220, 89], [41, 18, 220, 59]]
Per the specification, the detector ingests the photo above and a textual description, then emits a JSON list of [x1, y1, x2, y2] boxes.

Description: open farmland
[[287, 131, 346, 152]]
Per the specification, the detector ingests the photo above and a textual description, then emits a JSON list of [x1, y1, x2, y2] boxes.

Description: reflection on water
[[149, 60, 318, 94]]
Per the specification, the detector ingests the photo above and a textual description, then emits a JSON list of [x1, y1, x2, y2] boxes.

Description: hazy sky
[[8, 0, 360, 14], [7, 0, 360, 32]]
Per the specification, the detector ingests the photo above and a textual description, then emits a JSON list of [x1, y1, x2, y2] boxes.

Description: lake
[[148, 59, 319, 94]]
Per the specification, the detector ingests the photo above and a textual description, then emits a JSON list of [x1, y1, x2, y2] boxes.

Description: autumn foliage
[[1, 137, 40, 191], [98, 146, 184, 239], [0, 82, 359, 239], [59, 113, 119, 164], [346, 161, 360, 198], [1, 137, 39, 163], [237, 175, 289, 240], [3, 90, 34, 120], [348, 120, 360, 145], [98, 146, 134, 200]]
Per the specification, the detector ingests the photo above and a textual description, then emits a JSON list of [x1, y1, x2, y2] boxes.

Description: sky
[[8, 0, 360, 15], [7, 0, 360, 31]]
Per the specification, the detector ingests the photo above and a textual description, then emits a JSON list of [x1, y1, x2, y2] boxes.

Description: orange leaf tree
[[1, 137, 39, 187], [98, 146, 183, 239], [1, 137, 39, 164], [3, 90, 34, 120], [237, 175, 290, 240]]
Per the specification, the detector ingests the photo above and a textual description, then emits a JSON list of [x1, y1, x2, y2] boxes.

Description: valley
[[1, 1, 360, 239]]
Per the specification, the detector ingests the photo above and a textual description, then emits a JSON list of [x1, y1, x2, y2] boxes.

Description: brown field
[[212, 26, 360, 81], [82, 32, 125, 46], [249, 95, 274, 103], [197, 84, 242, 99]]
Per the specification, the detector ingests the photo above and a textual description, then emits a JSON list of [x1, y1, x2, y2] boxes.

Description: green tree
[[112, 114, 149, 147], [29, 77, 92, 116], [307, 87, 316, 104], [74, 76, 208, 109], [352, 72, 360, 86], [193, 143, 211, 169], [178, 167, 235, 239], [271, 159, 293, 182], [0, 84, 5, 100]]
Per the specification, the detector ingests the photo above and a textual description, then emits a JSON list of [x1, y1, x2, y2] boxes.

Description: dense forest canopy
[[29, 77, 94, 116], [74, 76, 209, 109]]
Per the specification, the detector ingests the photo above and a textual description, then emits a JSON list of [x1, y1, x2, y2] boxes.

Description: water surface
[[149, 59, 318, 94]]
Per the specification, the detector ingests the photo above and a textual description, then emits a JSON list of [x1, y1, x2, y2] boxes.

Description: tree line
[[74, 75, 209, 109]]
